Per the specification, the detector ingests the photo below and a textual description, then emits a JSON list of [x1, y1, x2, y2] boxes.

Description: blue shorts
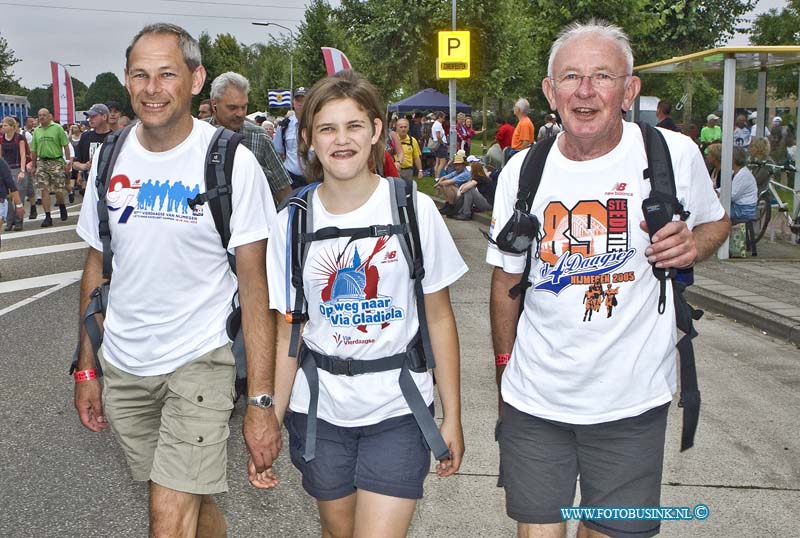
[[285, 406, 433, 501]]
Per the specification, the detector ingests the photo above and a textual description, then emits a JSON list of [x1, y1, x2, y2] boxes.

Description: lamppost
[[252, 21, 294, 107]]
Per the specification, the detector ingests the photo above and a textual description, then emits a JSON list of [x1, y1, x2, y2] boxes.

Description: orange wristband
[[74, 369, 98, 382]]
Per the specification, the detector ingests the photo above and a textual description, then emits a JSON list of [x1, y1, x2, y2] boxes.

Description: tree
[[0, 32, 26, 95], [27, 77, 89, 114], [83, 72, 130, 115], [296, 0, 348, 89], [749, 0, 800, 99]]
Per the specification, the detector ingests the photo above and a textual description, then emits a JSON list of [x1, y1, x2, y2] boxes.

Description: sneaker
[[59, 204, 68, 221], [29, 206, 37, 220], [450, 214, 472, 221], [41, 216, 53, 228], [12, 223, 22, 231], [68, 192, 75, 203]]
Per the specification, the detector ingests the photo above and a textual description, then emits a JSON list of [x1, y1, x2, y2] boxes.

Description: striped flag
[[50, 61, 75, 124], [268, 89, 292, 108], [321, 47, 352, 75]]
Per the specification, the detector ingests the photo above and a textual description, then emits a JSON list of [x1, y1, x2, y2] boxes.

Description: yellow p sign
[[438, 31, 470, 79]]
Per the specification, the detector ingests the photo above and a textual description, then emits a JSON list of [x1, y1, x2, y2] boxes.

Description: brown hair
[[297, 70, 385, 183], [470, 162, 489, 182], [2, 116, 18, 129]]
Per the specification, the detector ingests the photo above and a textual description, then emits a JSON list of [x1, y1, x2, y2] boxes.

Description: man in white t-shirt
[[488, 21, 730, 538], [733, 113, 751, 147], [73, 23, 280, 536]]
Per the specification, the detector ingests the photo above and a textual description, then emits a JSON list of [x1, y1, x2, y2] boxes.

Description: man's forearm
[[490, 267, 522, 387], [236, 240, 276, 395], [77, 249, 105, 370], [693, 215, 731, 262]]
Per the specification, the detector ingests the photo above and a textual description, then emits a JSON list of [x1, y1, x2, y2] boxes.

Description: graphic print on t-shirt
[[534, 195, 636, 318], [314, 237, 405, 335], [106, 173, 203, 224]]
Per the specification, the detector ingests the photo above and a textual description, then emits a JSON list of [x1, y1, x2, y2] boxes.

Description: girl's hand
[[436, 418, 464, 477]]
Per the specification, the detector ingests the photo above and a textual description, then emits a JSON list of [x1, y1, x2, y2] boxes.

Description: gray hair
[[126, 23, 202, 72], [514, 98, 530, 115], [547, 19, 633, 78], [732, 146, 748, 167], [210, 72, 250, 100]]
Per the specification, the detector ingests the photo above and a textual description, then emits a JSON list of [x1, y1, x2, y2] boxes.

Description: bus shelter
[[633, 46, 800, 259]]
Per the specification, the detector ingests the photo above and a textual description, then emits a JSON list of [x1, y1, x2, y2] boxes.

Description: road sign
[[438, 31, 470, 79]]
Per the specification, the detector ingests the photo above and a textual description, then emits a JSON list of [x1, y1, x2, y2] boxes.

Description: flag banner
[[268, 89, 292, 107], [50, 61, 74, 124], [321, 47, 352, 75]]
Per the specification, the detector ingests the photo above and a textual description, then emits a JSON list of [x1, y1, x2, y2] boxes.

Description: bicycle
[[750, 161, 799, 244]]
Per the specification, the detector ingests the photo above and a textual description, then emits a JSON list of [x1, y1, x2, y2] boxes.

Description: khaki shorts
[[100, 345, 236, 495], [35, 159, 66, 192]]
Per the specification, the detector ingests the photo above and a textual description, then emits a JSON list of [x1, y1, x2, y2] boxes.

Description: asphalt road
[[0, 200, 798, 537]]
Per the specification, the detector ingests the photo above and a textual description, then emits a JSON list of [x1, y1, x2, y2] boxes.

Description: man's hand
[[640, 220, 696, 269], [435, 417, 464, 478], [74, 379, 108, 432], [15, 205, 25, 219], [243, 406, 281, 487]]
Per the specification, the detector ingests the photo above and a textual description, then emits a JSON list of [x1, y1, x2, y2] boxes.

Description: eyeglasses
[[551, 72, 628, 91]]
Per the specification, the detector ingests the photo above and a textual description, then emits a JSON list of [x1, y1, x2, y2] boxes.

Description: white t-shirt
[[732, 167, 758, 206], [486, 121, 725, 424], [267, 178, 468, 427], [733, 126, 751, 147], [77, 119, 277, 376], [432, 120, 447, 144]]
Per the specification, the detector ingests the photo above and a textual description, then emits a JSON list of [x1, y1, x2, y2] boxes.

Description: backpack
[[279, 177, 450, 464], [543, 124, 555, 139], [500, 122, 702, 452], [70, 123, 250, 397], [278, 117, 291, 155]]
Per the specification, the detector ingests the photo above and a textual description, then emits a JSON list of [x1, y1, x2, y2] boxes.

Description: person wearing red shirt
[[495, 116, 514, 149]]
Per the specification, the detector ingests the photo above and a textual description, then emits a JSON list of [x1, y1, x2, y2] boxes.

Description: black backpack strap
[[509, 137, 558, 301], [95, 123, 136, 279], [638, 122, 703, 451], [286, 183, 320, 358]]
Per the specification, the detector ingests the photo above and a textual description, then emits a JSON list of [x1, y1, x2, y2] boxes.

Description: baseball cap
[[466, 155, 481, 163], [294, 87, 307, 97], [707, 114, 719, 121], [772, 116, 782, 123], [748, 111, 757, 121], [84, 103, 109, 117]]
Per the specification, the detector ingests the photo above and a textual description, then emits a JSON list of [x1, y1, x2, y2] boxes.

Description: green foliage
[[0, 32, 27, 95], [748, 1, 800, 99], [84, 73, 130, 115], [296, 0, 347, 89], [26, 77, 88, 114]]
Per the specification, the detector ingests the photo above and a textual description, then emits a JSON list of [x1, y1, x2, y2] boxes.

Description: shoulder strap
[[200, 126, 243, 274], [286, 183, 320, 357], [95, 123, 136, 279], [515, 135, 558, 212]]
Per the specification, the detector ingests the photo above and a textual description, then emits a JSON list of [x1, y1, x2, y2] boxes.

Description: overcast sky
[[0, 0, 788, 90]]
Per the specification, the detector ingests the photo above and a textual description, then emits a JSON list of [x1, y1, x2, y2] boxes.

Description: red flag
[[321, 47, 352, 75], [50, 61, 75, 124]]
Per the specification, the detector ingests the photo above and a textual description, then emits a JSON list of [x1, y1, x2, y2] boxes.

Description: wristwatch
[[247, 393, 274, 409]]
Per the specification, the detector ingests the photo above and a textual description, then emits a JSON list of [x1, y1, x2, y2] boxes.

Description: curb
[[686, 287, 800, 346]]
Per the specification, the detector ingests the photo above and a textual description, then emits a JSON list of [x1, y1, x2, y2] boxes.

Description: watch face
[[259, 395, 272, 407]]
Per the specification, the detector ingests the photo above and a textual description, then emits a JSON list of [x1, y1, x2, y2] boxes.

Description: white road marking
[[0, 241, 88, 260], [0, 270, 83, 294], [0, 271, 81, 318], [1, 224, 78, 241]]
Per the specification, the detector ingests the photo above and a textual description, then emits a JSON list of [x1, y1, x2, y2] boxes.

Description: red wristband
[[74, 369, 98, 382], [495, 354, 511, 366]]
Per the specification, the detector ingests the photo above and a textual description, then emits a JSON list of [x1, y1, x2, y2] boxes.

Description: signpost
[[438, 26, 470, 158]]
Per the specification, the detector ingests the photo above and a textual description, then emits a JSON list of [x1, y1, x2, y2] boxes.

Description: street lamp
[[252, 21, 294, 107]]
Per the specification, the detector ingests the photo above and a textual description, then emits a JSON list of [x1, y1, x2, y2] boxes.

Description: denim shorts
[[498, 402, 669, 538], [285, 406, 433, 501]]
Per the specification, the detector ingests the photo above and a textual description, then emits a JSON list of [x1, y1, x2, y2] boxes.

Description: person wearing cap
[[769, 115, 794, 164], [733, 113, 751, 147], [435, 149, 471, 215], [748, 111, 769, 139], [207, 71, 292, 203], [700, 113, 722, 153], [274, 86, 307, 188], [537, 113, 562, 141], [396, 117, 423, 180], [105, 100, 123, 132], [73, 104, 113, 196]]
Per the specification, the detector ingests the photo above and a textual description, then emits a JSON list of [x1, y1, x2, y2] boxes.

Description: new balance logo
[[383, 250, 398, 262], [613, 182, 627, 192]]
